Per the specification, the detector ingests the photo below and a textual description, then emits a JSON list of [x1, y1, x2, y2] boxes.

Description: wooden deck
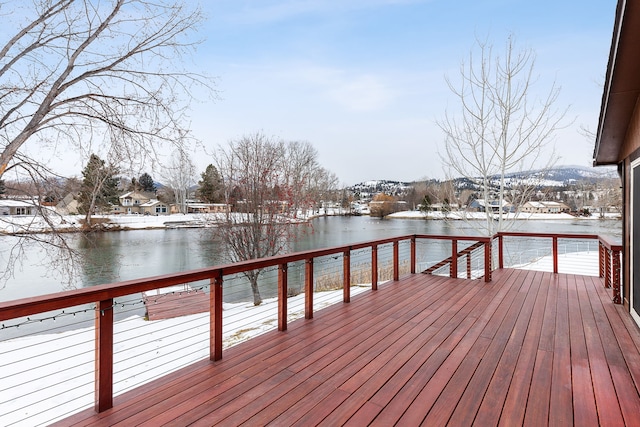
[[58, 268, 640, 426]]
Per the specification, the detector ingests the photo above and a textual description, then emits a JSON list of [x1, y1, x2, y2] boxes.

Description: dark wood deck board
[[55, 268, 640, 427]]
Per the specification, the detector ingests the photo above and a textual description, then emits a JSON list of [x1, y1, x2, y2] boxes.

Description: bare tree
[[213, 134, 331, 305], [214, 134, 288, 305], [438, 35, 568, 234], [0, 0, 210, 175], [0, 0, 212, 283], [162, 150, 195, 214]]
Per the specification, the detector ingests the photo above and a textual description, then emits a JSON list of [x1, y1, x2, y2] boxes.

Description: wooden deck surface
[[58, 268, 640, 426]]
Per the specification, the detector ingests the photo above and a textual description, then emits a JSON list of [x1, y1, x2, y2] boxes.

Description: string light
[[1, 306, 96, 330]]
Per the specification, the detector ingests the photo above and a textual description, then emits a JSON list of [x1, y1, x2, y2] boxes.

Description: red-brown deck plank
[[54, 268, 640, 427], [474, 269, 544, 426], [549, 272, 573, 426], [577, 274, 626, 426], [567, 273, 599, 427]]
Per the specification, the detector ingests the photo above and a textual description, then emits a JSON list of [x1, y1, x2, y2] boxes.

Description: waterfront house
[[186, 202, 230, 214], [140, 199, 169, 216], [594, 0, 640, 326], [521, 201, 569, 214], [0, 199, 37, 215], [467, 198, 512, 213], [112, 191, 169, 215]]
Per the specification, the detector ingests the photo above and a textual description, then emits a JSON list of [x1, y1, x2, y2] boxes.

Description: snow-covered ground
[[388, 210, 621, 220], [0, 208, 345, 234], [0, 284, 371, 426], [0, 208, 620, 235]]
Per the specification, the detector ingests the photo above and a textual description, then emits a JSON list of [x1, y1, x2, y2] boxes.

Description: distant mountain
[[532, 165, 618, 183], [349, 180, 412, 197], [499, 165, 618, 187], [349, 166, 619, 195]]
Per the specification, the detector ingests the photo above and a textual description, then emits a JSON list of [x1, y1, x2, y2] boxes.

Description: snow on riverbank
[[388, 210, 620, 220], [0, 208, 620, 235]]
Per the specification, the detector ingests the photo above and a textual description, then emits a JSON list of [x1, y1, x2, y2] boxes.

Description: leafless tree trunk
[[438, 35, 568, 235]]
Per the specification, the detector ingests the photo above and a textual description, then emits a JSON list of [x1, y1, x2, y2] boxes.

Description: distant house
[[112, 191, 168, 215], [521, 201, 569, 214], [141, 199, 169, 215], [185, 203, 230, 214], [56, 193, 80, 215], [430, 203, 460, 212], [0, 199, 38, 215], [467, 199, 512, 213]]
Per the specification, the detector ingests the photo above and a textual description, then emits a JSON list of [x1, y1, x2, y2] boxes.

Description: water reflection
[[0, 216, 621, 303], [77, 232, 123, 287]]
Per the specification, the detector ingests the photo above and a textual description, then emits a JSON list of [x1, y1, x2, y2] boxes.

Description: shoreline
[[0, 210, 621, 236]]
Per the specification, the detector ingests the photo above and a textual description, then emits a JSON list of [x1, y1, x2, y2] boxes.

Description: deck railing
[[0, 231, 620, 425], [495, 232, 622, 303]]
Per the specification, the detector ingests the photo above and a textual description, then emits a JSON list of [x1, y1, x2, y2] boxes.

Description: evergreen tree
[[78, 154, 119, 223], [138, 172, 156, 192], [197, 164, 222, 203], [128, 177, 138, 192]]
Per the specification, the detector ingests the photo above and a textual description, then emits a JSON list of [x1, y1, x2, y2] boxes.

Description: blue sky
[[188, 0, 617, 185]]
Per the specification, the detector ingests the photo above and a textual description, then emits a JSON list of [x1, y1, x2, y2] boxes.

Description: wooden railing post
[[552, 236, 558, 274], [484, 240, 491, 282], [372, 245, 378, 290], [210, 271, 223, 361], [393, 241, 399, 281], [305, 259, 314, 319], [343, 250, 351, 303], [498, 235, 504, 269], [451, 239, 458, 279], [278, 263, 288, 331], [599, 242, 605, 278], [95, 298, 113, 412], [604, 249, 611, 288], [612, 249, 621, 304], [410, 236, 416, 274], [466, 254, 472, 279]]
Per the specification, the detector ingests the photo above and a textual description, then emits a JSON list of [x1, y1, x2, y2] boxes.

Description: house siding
[[620, 98, 640, 162]]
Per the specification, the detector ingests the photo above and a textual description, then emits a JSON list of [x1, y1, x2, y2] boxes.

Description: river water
[[0, 215, 621, 303]]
